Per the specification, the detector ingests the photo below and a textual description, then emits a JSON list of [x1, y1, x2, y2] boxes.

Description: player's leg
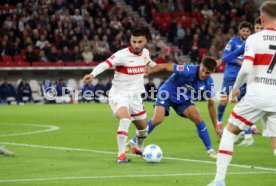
[[178, 104, 215, 158], [272, 137, 276, 156], [109, 92, 132, 163], [132, 119, 148, 155], [207, 123, 241, 186], [126, 105, 166, 152], [217, 95, 228, 127], [238, 128, 255, 146], [261, 112, 276, 156], [0, 145, 15, 156], [209, 100, 263, 185], [217, 80, 231, 130], [116, 106, 132, 162], [128, 92, 169, 146]]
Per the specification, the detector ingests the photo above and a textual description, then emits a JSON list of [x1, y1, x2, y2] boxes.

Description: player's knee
[[152, 117, 164, 126], [190, 117, 202, 125]]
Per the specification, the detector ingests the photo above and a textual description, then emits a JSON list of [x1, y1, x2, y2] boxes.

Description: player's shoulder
[[206, 76, 214, 85], [142, 48, 150, 55], [247, 30, 265, 42]]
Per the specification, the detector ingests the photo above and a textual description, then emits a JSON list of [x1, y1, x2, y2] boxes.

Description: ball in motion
[[142, 144, 163, 163]]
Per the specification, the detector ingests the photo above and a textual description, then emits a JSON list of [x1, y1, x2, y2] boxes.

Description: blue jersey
[[222, 36, 244, 78], [221, 42, 245, 63], [159, 64, 214, 104]]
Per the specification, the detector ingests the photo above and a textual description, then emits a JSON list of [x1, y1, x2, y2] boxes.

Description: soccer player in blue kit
[[127, 57, 222, 158], [217, 22, 253, 131], [218, 18, 263, 146]]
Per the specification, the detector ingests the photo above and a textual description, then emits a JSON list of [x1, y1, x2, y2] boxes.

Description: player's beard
[[133, 47, 143, 54], [241, 34, 249, 41]]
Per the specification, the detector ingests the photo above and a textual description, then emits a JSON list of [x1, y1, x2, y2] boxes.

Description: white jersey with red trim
[[243, 28, 276, 111], [105, 47, 156, 93]]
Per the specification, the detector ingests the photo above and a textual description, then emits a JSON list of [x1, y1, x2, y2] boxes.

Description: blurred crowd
[[0, 0, 259, 70]]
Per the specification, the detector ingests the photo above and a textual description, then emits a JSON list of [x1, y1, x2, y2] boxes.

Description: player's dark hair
[[239, 21, 253, 31], [260, 1, 276, 18], [131, 28, 146, 37], [254, 17, 261, 25], [202, 57, 217, 72]]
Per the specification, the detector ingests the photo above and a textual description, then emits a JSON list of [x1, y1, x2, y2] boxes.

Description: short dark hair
[[239, 21, 253, 31], [131, 28, 146, 37], [202, 57, 217, 72], [254, 17, 262, 25]]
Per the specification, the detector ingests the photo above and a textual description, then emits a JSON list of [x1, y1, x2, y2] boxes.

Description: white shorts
[[108, 89, 146, 121], [228, 99, 276, 137]]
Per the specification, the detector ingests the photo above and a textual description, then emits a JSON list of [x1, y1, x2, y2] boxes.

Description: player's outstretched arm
[[83, 74, 95, 83], [207, 99, 222, 138], [146, 63, 174, 75], [83, 62, 110, 83]]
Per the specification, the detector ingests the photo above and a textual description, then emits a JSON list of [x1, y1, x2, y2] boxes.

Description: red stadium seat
[[66, 62, 77, 66], [13, 55, 25, 63], [199, 48, 208, 59], [2, 55, 12, 62], [32, 62, 44, 66]]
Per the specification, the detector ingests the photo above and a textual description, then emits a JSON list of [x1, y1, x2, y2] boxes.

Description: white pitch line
[[0, 172, 275, 183], [0, 123, 59, 137], [2, 142, 276, 172]]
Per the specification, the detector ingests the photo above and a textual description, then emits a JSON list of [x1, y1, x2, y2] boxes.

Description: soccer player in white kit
[[83, 28, 156, 163], [208, 1, 276, 185]]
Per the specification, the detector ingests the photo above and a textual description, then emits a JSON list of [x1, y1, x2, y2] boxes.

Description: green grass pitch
[[0, 102, 275, 186]]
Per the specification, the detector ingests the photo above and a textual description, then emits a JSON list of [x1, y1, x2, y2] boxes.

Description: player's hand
[[237, 60, 243, 66], [215, 128, 222, 139], [216, 59, 222, 67], [83, 74, 94, 83], [144, 67, 152, 76], [230, 89, 240, 103]]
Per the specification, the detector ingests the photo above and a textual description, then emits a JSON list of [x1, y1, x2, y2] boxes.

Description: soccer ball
[[142, 144, 163, 163]]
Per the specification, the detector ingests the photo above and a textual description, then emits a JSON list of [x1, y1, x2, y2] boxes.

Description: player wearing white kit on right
[[208, 1, 276, 186], [83, 27, 156, 163]]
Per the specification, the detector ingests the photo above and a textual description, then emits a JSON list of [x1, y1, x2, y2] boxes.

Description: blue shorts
[[221, 78, 246, 100], [155, 95, 194, 117]]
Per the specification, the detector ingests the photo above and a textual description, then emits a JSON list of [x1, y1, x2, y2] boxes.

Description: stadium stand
[[0, 0, 261, 104]]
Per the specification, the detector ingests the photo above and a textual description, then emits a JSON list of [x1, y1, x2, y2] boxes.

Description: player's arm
[[146, 63, 174, 75], [83, 62, 110, 83], [221, 40, 242, 65], [231, 38, 254, 103], [207, 98, 222, 138], [221, 43, 245, 64]]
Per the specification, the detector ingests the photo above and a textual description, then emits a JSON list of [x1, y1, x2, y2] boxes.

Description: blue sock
[[217, 104, 226, 122], [132, 119, 155, 143], [196, 121, 212, 150], [245, 128, 252, 135]]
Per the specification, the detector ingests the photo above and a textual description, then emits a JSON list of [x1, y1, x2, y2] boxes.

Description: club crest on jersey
[[225, 44, 231, 50], [177, 65, 184, 71]]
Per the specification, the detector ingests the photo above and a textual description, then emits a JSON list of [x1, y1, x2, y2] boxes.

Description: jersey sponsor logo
[[225, 44, 231, 50], [177, 65, 184, 71], [115, 65, 146, 75]]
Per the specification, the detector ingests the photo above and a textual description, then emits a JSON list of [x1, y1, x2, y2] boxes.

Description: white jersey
[[243, 28, 276, 112], [105, 47, 156, 93]]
